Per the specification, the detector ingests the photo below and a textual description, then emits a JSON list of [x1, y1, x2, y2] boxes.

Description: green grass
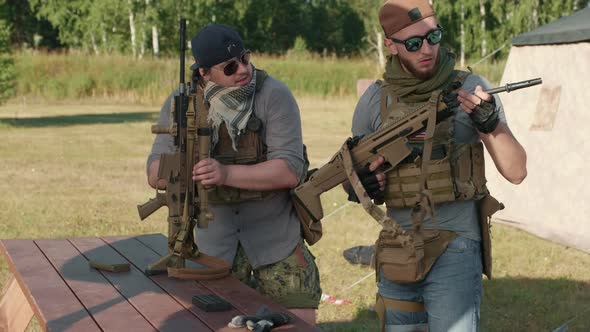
[[13, 52, 382, 104], [12, 52, 506, 105], [1, 97, 589, 331]]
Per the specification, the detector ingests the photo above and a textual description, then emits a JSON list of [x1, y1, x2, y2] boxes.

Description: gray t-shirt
[[147, 75, 304, 268], [351, 74, 507, 241]]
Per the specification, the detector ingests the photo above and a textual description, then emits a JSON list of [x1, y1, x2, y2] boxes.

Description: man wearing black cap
[[146, 24, 321, 324], [348, 0, 527, 331]]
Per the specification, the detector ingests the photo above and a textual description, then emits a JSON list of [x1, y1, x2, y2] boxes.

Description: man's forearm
[[153, 157, 299, 191], [224, 159, 299, 191], [480, 122, 527, 184]]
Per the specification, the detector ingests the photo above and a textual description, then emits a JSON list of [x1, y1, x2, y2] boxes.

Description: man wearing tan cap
[[349, 0, 527, 331]]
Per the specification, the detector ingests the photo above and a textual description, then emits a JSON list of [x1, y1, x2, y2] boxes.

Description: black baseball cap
[[190, 24, 245, 71]]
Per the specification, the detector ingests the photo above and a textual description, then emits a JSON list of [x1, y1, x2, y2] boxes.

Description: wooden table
[[0, 234, 318, 332]]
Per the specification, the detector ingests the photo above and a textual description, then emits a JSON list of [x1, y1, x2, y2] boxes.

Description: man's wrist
[[470, 99, 499, 133]]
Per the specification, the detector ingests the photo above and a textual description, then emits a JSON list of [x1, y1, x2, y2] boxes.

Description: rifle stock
[[293, 91, 448, 222]]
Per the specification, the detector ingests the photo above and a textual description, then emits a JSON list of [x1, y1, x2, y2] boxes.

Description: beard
[[398, 53, 438, 81]]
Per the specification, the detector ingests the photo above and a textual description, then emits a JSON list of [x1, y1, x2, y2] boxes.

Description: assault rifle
[[293, 78, 542, 223], [136, 18, 220, 278]]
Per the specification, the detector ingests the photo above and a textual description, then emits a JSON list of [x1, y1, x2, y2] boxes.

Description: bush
[[0, 20, 15, 104], [286, 36, 312, 60]]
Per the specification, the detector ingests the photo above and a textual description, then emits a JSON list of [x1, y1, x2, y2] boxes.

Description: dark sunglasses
[[389, 25, 443, 52], [217, 50, 251, 76]]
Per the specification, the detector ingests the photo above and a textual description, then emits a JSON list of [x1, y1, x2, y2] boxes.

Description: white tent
[[485, 7, 590, 252]]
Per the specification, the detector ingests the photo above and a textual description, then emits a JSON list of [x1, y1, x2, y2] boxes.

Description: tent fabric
[[486, 42, 590, 253], [512, 7, 590, 46]]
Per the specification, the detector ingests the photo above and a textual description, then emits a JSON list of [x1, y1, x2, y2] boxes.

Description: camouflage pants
[[232, 241, 321, 309]]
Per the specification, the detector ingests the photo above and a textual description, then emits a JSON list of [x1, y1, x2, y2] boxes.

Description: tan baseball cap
[[379, 0, 435, 37]]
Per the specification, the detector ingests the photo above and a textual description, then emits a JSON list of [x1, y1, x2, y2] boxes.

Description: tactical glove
[[228, 305, 291, 331], [469, 98, 500, 134], [246, 312, 291, 332], [356, 164, 384, 201], [442, 91, 461, 109], [441, 81, 462, 109]]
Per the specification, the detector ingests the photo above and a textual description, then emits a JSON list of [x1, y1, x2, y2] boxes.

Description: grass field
[[1, 96, 589, 331], [12, 52, 505, 105]]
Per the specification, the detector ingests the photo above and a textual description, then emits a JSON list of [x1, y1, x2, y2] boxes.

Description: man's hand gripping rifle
[[292, 78, 542, 227], [136, 18, 227, 279]]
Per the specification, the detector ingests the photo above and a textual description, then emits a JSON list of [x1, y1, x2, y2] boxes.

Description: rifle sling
[[340, 143, 415, 250], [411, 93, 439, 232], [195, 83, 214, 228]]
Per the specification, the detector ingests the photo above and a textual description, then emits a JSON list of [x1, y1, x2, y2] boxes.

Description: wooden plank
[[0, 276, 34, 332], [201, 278, 322, 331], [135, 234, 321, 331], [104, 235, 241, 332], [35, 239, 156, 332], [134, 233, 169, 256], [69, 237, 211, 332], [0, 239, 101, 332]]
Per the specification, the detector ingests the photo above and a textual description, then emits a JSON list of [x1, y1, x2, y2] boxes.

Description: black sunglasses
[[389, 25, 443, 52], [216, 50, 251, 76]]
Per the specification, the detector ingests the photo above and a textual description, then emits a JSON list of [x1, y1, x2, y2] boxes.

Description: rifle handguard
[[151, 124, 178, 136]]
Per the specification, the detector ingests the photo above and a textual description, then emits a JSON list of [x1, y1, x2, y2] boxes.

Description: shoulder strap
[[379, 85, 400, 125], [453, 69, 470, 86]]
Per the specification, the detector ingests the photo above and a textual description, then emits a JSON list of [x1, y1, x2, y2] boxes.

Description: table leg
[[0, 276, 34, 332]]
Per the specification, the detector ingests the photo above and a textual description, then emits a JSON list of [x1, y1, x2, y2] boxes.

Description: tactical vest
[[204, 69, 273, 204], [379, 70, 489, 208]]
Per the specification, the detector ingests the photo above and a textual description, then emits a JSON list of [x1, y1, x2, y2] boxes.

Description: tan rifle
[[293, 77, 542, 224], [293, 91, 443, 223], [136, 18, 224, 279]]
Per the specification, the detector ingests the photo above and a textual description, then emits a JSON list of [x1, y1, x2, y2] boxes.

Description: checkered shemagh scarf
[[204, 68, 257, 151]]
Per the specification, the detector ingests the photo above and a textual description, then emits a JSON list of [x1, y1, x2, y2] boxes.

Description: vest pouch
[[207, 185, 270, 204], [375, 229, 456, 283], [385, 160, 456, 208], [478, 194, 503, 280]]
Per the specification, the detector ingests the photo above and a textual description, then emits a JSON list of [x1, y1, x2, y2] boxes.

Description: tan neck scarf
[[383, 47, 456, 103], [204, 66, 257, 150]]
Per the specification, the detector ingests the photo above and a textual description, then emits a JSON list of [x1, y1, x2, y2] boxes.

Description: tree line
[[0, 0, 588, 105], [1, 0, 588, 59]]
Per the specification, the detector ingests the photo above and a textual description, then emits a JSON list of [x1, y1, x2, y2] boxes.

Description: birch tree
[[128, 0, 137, 58], [89, 32, 99, 54], [152, 26, 159, 57], [145, 0, 159, 57], [479, 0, 486, 57], [460, 3, 465, 67], [350, 0, 386, 70]]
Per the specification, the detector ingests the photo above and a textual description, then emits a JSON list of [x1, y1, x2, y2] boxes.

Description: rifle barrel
[[485, 78, 542, 94], [176, 18, 188, 150], [179, 18, 186, 94]]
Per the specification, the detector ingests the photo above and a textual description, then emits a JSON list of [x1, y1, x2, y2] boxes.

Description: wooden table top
[[0, 233, 318, 332]]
